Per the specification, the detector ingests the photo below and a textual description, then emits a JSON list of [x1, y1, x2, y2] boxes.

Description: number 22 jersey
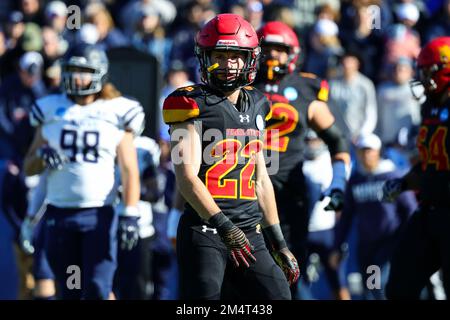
[[163, 84, 271, 228], [30, 94, 145, 208]]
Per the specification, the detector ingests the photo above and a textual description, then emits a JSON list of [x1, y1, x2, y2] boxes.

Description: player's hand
[[118, 216, 139, 251], [208, 212, 256, 268], [321, 188, 345, 211], [221, 225, 256, 268], [20, 216, 35, 255], [37, 145, 68, 170], [271, 247, 300, 285], [382, 178, 404, 202]]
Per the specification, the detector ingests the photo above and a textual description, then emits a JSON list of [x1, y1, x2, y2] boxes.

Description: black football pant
[[271, 162, 309, 298], [176, 213, 291, 300], [386, 205, 450, 299]]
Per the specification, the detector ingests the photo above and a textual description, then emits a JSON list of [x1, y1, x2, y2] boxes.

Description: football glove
[[37, 145, 68, 170], [20, 216, 35, 255], [322, 189, 345, 211], [382, 178, 405, 202], [321, 161, 347, 211], [208, 212, 256, 268], [264, 224, 300, 285], [118, 216, 139, 251]]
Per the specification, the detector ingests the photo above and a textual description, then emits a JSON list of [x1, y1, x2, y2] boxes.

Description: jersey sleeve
[[299, 72, 329, 102], [162, 86, 201, 124], [117, 97, 145, 136], [29, 100, 45, 127], [29, 94, 65, 127]]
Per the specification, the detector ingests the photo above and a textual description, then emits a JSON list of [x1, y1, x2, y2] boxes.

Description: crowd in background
[[0, 0, 449, 300]]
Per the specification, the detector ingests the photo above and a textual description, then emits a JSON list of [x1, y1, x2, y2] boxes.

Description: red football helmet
[[195, 14, 260, 92], [257, 21, 300, 80], [415, 36, 450, 95]]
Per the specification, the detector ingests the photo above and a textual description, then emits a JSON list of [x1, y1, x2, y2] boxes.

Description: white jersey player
[[23, 45, 143, 300]]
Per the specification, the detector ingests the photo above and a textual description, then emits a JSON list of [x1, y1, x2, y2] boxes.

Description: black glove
[[208, 212, 256, 268], [382, 178, 405, 202], [37, 145, 68, 170], [118, 216, 139, 251], [322, 188, 345, 211], [264, 224, 300, 285]]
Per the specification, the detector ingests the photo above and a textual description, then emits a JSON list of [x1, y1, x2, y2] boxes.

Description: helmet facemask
[[259, 42, 295, 81], [196, 46, 260, 92]]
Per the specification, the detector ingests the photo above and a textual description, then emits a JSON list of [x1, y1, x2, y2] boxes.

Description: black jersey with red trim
[[253, 72, 329, 187], [163, 84, 271, 228], [416, 96, 450, 203]]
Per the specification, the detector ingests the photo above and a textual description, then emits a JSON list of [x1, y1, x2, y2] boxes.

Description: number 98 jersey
[[30, 94, 145, 208]]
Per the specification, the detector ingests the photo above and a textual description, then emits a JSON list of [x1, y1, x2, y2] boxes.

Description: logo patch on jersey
[[201, 225, 217, 234], [283, 87, 298, 101], [239, 114, 250, 123], [55, 107, 67, 117], [440, 109, 449, 122], [256, 114, 265, 130]]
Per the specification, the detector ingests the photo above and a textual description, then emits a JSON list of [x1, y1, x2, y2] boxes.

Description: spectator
[[84, 3, 129, 50], [330, 133, 417, 299], [169, 1, 216, 81], [425, 0, 450, 42], [43, 1, 71, 51], [303, 18, 343, 78], [339, 2, 384, 82], [0, 51, 47, 163], [376, 56, 421, 146], [292, 0, 340, 33], [382, 2, 421, 80], [120, 0, 177, 37], [44, 1, 67, 34], [328, 51, 378, 142], [20, 0, 45, 26], [5, 11, 26, 50], [159, 60, 194, 138], [131, 5, 173, 74]]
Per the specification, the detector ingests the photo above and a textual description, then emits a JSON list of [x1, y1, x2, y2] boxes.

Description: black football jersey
[[416, 96, 450, 203], [253, 72, 329, 187], [163, 84, 271, 228]]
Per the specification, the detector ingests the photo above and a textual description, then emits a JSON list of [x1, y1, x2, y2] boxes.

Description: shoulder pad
[[30, 94, 71, 127], [298, 73, 329, 102], [163, 85, 203, 124], [110, 96, 145, 136]]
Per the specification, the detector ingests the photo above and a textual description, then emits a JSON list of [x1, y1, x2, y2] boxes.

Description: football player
[[383, 36, 450, 299], [253, 21, 351, 298], [163, 14, 299, 299], [23, 45, 144, 299]]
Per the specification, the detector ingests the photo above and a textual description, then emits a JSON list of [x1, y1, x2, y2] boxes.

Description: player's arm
[[382, 164, 421, 201], [171, 121, 255, 267], [116, 131, 141, 251], [255, 150, 300, 285], [117, 131, 140, 210], [24, 127, 47, 176], [171, 121, 221, 219], [308, 100, 350, 211]]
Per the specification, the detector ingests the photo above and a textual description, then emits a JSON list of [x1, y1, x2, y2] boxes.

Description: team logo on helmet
[[439, 45, 450, 67]]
